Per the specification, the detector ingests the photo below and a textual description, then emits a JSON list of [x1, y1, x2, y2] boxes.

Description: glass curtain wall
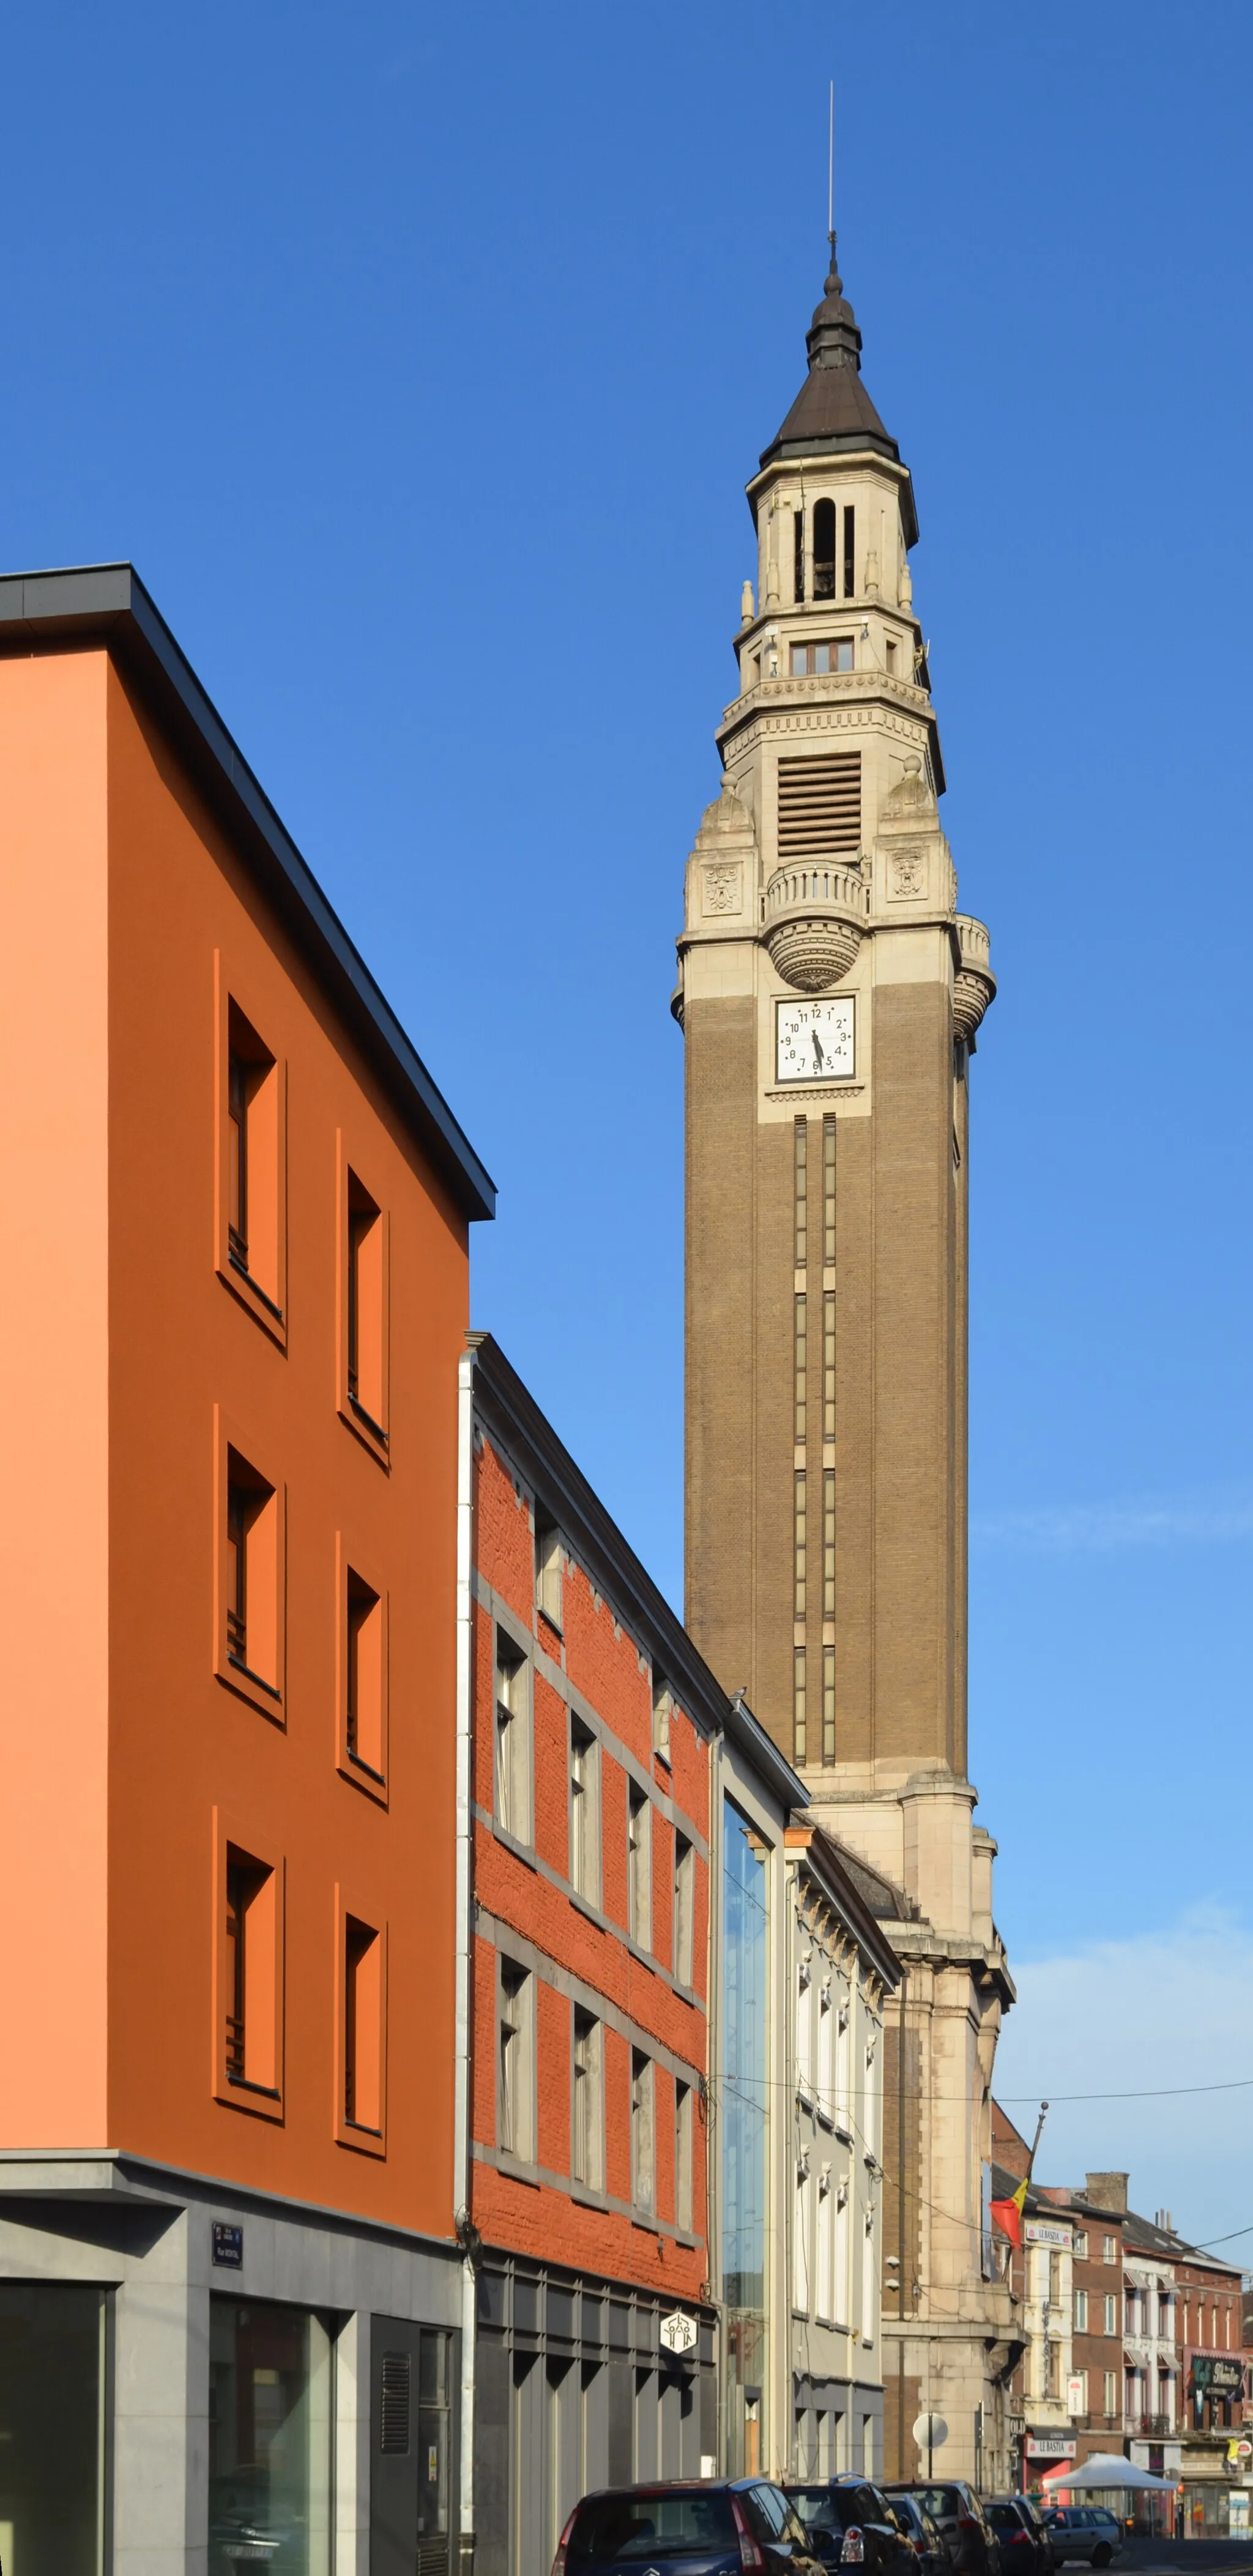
[[209, 2296, 332, 2575], [722, 1796, 770, 2474], [0, 2284, 106, 2576]]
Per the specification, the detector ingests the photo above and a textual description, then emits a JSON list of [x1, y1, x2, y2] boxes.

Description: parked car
[[884, 2491, 946, 2576], [1039, 2508, 1123, 2569], [786, 2479, 917, 2575], [552, 2482, 828, 2576], [882, 2486, 998, 2576], [986, 2500, 1050, 2576]]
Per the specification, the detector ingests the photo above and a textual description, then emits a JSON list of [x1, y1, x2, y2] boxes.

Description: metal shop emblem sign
[[660, 2309, 698, 2356], [212, 2222, 244, 2269]]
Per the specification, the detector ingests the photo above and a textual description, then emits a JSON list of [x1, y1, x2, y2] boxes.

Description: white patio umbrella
[[1041, 2454, 1178, 2493]]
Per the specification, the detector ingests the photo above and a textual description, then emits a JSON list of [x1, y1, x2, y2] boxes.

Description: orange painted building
[[0, 565, 493, 2576], [461, 1334, 772, 2576]]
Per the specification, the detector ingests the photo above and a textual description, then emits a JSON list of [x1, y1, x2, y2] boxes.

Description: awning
[[1040, 2453, 1178, 2493]]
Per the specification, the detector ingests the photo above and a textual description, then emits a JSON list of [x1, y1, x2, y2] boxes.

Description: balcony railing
[[1125, 2414, 1175, 2438]]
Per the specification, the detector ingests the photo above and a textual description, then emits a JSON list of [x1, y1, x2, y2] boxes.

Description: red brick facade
[[469, 1423, 710, 2302]]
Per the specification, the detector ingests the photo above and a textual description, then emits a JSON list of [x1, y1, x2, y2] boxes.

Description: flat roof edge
[[0, 565, 496, 1224]]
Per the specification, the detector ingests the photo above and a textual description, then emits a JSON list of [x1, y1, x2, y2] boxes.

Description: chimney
[[1086, 2172, 1129, 2212]]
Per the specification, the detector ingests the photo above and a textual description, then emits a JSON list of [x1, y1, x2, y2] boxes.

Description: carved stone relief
[[702, 861, 743, 916], [887, 844, 928, 900]]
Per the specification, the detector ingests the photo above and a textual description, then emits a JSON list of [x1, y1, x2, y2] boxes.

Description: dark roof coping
[[466, 1332, 808, 1813], [0, 564, 495, 1224]]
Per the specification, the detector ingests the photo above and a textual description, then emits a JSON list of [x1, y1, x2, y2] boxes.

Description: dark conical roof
[[760, 239, 902, 474]]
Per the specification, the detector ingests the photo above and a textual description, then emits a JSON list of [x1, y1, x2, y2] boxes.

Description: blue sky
[[8, 0, 1251, 2244]]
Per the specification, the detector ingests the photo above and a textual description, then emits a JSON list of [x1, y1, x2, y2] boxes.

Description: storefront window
[[723, 1796, 770, 2474], [0, 2283, 105, 2575], [209, 2297, 332, 2575]]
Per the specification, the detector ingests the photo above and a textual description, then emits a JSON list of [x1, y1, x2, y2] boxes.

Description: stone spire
[[760, 236, 902, 471]]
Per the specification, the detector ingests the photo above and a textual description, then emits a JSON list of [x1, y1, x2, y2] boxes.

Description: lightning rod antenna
[[827, 80, 835, 256]]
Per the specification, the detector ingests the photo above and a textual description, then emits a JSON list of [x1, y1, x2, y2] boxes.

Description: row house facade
[[462, 1336, 902, 2576], [786, 1822, 900, 2481], [989, 2121, 1249, 2534], [0, 564, 496, 2576]]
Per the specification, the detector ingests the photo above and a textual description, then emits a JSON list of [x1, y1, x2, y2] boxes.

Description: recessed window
[[794, 1645, 807, 1766], [885, 636, 898, 675], [823, 1644, 836, 1765], [571, 2008, 602, 2190], [793, 511, 805, 605], [348, 1174, 384, 1429], [343, 1913, 384, 2138], [499, 1959, 533, 2160], [215, 974, 286, 1339], [673, 1833, 694, 1988], [1104, 2234, 1117, 2265], [1074, 2229, 1088, 2259], [217, 1423, 284, 1717], [794, 1291, 807, 1440], [225, 1853, 277, 2093], [1075, 2288, 1089, 2331], [627, 1785, 652, 1952], [796, 1958, 813, 2091], [818, 1976, 833, 2110], [652, 1671, 674, 1762], [338, 1137, 389, 1462], [794, 1115, 808, 1265], [823, 1290, 836, 1441], [842, 504, 855, 600], [226, 1455, 274, 1681], [631, 2050, 655, 2212], [340, 1557, 386, 1789], [494, 1634, 530, 1844], [790, 639, 854, 676], [214, 1818, 283, 2117], [813, 498, 836, 601], [794, 1469, 807, 1618], [570, 1719, 599, 1902], [534, 1508, 563, 1631], [675, 2079, 694, 2232], [823, 1468, 836, 1620]]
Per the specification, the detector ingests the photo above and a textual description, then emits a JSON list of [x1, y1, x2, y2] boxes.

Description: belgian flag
[[990, 2175, 1030, 2248]]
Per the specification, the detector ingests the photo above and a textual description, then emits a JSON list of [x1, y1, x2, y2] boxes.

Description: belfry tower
[[676, 243, 1019, 2482]]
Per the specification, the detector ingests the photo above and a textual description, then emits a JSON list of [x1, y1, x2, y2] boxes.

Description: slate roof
[[760, 239, 915, 541]]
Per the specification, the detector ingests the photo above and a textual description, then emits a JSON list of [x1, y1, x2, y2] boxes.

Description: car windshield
[[567, 2495, 738, 2561], [789, 2490, 852, 2532]]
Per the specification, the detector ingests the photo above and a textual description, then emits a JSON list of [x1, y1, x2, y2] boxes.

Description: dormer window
[[791, 639, 853, 676]]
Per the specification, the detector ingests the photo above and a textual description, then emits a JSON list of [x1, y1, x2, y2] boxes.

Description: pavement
[[1117, 2543, 1253, 2575]]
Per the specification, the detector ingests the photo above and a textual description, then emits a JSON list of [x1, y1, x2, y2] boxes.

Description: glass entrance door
[[0, 2284, 106, 2576]]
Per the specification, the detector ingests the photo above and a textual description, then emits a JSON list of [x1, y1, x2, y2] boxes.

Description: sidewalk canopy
[[1042, 2454, 1178, 2493]]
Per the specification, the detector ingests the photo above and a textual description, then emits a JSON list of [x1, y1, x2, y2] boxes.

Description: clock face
[[776, 996, 855, 1084]]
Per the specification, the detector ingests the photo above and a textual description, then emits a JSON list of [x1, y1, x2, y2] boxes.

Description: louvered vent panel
[[777, 753, 861, 859], [380, 2350, 411, 2454], [417, 2543, 451, 2576]]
